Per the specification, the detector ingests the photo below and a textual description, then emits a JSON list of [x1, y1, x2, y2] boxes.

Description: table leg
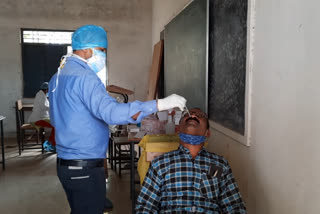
[[110, 139, 114, 169], [1, 120, 5, 170], [119, 144, 122, 177], [113, 139, 117, 171], [108, 138, 111, 164], [131, 141, 135, 214]]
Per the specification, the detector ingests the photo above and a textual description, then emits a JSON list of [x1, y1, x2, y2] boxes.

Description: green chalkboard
[[164, 0, 208, 113]]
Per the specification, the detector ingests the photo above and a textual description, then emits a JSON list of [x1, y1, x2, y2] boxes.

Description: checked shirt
[[135, 145, 246, 213]]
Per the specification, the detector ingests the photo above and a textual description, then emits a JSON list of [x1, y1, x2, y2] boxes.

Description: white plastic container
[[157, 111, 168, 121], [174, 111, 182, 125], [165, 111, 175, 134]]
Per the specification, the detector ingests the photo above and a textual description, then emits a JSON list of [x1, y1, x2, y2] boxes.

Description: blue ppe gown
[[48, 57, 157, 160]]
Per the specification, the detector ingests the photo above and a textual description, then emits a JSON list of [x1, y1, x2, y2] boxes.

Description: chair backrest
[[17, 99, 23, 111], [15, 100, 25, 127], [15, 100, 40, 153]]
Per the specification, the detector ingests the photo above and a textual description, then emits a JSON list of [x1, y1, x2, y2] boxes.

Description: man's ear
[[205, 129, 211, 138], [83, 48, 93, 59], [87, 48, 93, 58], [74, 49, 92, 60]]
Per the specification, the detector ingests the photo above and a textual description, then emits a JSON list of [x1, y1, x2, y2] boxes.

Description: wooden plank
[[146, 40, 164, 100], [107, 85, 134, 95]]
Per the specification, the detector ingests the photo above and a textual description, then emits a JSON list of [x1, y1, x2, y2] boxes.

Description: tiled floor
[[0, 138, 136, 214]]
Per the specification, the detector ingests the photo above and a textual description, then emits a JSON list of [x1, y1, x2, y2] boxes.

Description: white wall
[[248, 0, 320, 213], [152, 0, 191, 47], [0, 0, 152, 136], [153, 0, 320, 213]]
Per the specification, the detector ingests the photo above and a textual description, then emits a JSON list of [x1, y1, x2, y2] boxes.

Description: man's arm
[[131, 93, 187, 120], [80, 74, 157, 125], [131, 111, 140, 120], [43, 94, 50, 111], [35, 91, 49, 111], [135, 162, 162, 213], [80, 74, 186, 125], [219, 165, 247, 214]]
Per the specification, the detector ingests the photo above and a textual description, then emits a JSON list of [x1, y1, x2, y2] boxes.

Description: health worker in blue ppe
[[48, 24, 186, 214]]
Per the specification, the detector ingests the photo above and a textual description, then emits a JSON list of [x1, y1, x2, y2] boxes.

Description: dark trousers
[[57, 164, 106, 214]]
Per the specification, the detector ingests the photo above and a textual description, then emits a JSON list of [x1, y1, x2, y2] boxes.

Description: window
[[21, 29, 73, 97], [22, 30, 72, 44]]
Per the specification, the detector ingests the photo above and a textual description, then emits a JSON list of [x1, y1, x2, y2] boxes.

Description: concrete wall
[[153, 0, 320, 213], [0, 0, 152, 136], [247, 0, 320, 213], [152, 0, 191, 46]]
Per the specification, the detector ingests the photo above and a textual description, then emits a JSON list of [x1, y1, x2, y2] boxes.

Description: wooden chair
[[113, 136, 132, 177], [112, 133, 140, 177], [15, 100, 44, 155]]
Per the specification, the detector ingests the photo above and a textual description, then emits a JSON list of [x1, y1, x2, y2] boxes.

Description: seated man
[[28, 82, 56, 152], [135, 108, 246, 213]]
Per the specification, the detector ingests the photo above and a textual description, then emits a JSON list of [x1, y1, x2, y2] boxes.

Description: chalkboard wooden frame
[[209, 0, 255, 146]]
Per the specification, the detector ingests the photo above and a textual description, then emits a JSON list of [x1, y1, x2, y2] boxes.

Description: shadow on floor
[[0, 138, 134, 214]]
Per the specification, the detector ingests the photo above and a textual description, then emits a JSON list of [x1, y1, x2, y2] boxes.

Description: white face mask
[[52, 49, 107, 93], [96, 64, 108, 87], [87, 48, 106, 73]]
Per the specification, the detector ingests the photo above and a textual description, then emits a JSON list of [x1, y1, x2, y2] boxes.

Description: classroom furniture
[[20, 104, 33, 111], [112, 136, 140, 177], [15, 100, 44, 154], [110, 134, 141, 214], [0, 115, 5, 170], [106, 85, 134, 103]]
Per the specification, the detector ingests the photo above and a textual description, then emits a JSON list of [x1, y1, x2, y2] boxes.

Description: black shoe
[[104, 197, 113, 211]]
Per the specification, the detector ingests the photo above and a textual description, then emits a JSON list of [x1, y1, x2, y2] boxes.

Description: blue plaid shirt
[[136, 145, 246, 214]]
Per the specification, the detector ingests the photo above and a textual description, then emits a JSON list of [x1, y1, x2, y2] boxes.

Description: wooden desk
[[107, 85, 134, 103], [20, 104, 33, 125], [0, 116, 6, 170], [14, 103, 33, 127], [15, 103, 34, 148], [21, 104, 33, 111]]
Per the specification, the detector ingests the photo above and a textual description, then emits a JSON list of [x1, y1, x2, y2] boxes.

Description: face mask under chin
[[179, 133, 206, 145]]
